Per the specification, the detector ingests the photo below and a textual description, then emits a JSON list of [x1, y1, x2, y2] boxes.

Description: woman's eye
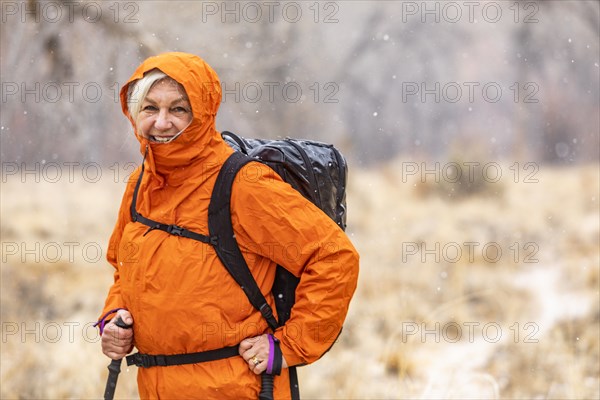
[[142, 105, 158, 112], [173, 107, 188, 113]]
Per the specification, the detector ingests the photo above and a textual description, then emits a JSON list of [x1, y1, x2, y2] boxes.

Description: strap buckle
[[167, 225, 184, 236], [259, 303, 274, 320], [126, 353, 145, 367], [127, 353, 167, 368]]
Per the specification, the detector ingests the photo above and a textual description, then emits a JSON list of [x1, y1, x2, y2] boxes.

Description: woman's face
[[136, 79, 193, 143]]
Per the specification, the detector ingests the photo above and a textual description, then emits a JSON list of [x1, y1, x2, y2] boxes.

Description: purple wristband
[[266, 334, 276, 374], [94, 307, 125, 335]]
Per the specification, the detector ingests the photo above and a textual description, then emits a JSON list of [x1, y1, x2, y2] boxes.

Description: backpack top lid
[[221, 131, 348, 231]]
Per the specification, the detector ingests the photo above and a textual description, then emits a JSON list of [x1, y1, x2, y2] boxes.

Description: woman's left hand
[[239, 334, 288, 375]]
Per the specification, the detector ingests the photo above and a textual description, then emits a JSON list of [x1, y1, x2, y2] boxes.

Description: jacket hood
[[120, 52, 231, 183]]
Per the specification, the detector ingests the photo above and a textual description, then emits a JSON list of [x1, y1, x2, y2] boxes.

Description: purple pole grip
[[266, 334, 275, 374]]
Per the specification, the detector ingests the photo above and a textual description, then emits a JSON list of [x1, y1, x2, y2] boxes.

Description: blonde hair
[[127, 69, 187, 120]]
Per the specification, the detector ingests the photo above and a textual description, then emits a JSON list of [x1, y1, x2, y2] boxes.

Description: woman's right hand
[[101, 309, 134, 360]]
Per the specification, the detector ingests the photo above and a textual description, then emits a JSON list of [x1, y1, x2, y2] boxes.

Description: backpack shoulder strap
[[208, 151, 279, 331]]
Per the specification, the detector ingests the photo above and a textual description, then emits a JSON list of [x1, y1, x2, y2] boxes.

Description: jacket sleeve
[[231, 163, 360, 366], [96, 168, 140, 327]]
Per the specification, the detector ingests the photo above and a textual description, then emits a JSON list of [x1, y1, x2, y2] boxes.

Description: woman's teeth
[[152, 136, 172, 143]]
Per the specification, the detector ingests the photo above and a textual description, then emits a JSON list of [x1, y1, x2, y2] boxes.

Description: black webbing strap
[[130, 149, 215, 245], [126, 345, 239, 368], [208, 152, 279, 332], [289, 367, 300, 399]]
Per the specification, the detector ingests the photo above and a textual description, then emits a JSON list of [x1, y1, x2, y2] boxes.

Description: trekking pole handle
[[113, 315, 132, 330], [104, 316, 132, 400], [259, 374, 274, 400]]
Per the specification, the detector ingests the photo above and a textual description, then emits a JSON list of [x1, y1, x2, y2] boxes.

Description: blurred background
[[1, 1, 598, 399]]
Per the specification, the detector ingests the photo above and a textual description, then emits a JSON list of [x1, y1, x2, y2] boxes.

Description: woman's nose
[[154, 110, 172, 130]]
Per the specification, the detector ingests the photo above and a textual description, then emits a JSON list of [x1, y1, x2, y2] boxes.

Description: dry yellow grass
[[1, 162, 598, 399]]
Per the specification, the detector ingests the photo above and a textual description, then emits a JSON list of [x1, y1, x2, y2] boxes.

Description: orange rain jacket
[[99, 52, 359, 399]]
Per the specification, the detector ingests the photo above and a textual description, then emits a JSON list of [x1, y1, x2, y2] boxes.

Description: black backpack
[[128, 131, 348, 400], [216, 131, 348, 326]]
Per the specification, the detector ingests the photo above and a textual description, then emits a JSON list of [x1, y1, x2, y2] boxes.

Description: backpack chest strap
[[133, 212, 217, 245], [130, 154, 216, 245]]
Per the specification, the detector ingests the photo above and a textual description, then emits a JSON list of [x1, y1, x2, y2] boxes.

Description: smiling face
[[136, 79, 193, 143]]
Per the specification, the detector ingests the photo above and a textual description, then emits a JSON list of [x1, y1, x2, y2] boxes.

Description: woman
[[97, 52, 359, 399]]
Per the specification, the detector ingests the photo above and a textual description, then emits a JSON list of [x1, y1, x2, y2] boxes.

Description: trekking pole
[[103, 316, 132, 400], [259, 374, 274, 400]]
